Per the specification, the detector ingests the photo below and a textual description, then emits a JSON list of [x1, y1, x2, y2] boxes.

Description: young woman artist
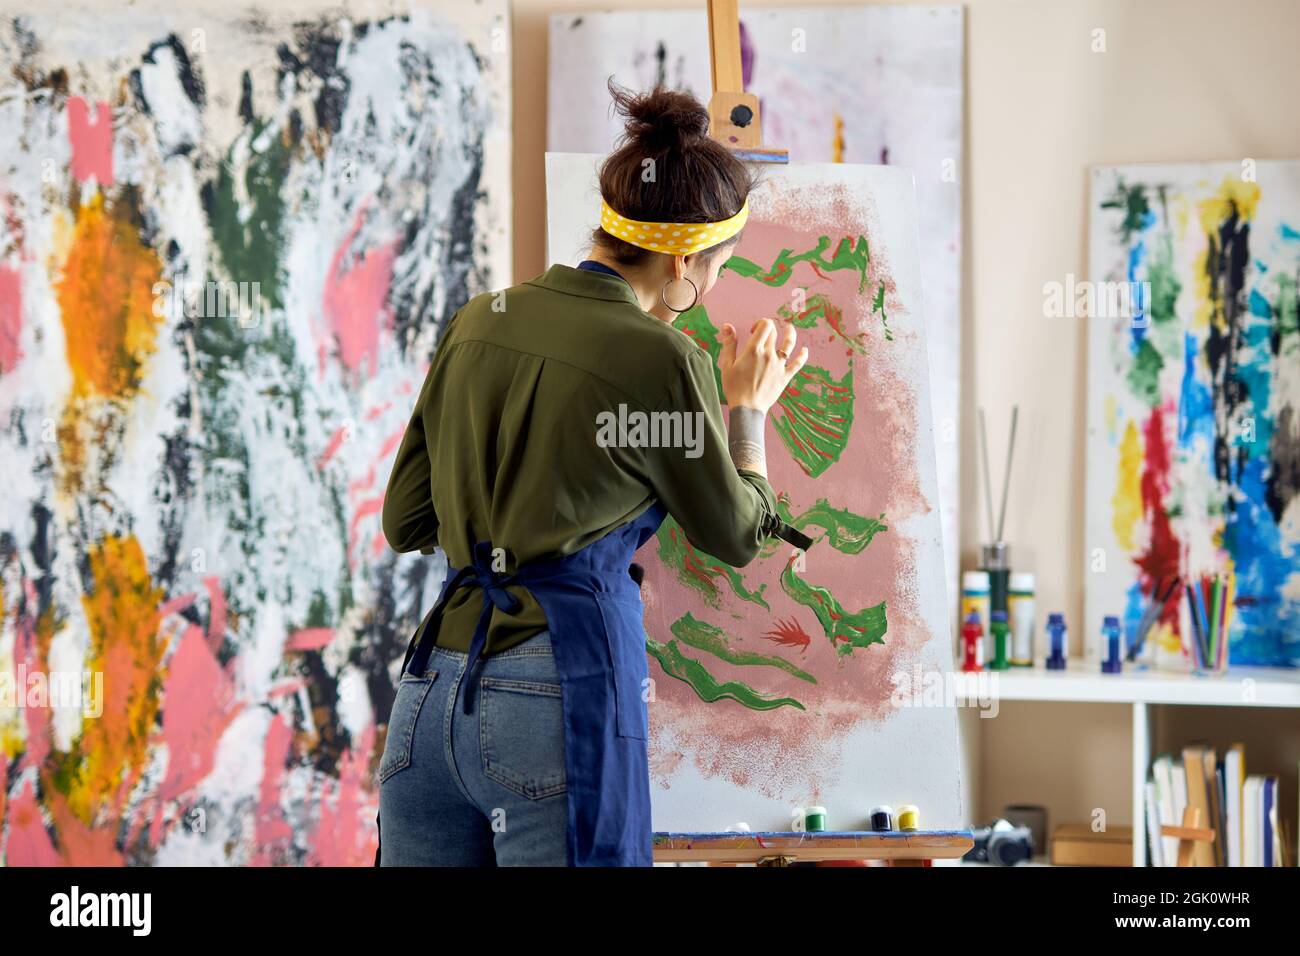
[[375, 85, 810, 867]]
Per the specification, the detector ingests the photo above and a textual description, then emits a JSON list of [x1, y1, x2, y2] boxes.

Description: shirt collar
[[525, 263, 644, 307]]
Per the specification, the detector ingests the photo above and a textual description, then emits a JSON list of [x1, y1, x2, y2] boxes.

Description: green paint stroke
[[671, 612, 817, 684], [656, 516, 769, 610], [777, 292, 868, 354], [725, 235, 871, 293], [647, 638, 805, 711], [672, 304, 725, 399], [1099, 179, 1151, 245], [1127, 337, 1164, 407], [872, 282, 893, 342], [775, 493, 887, 555], [207, 118, 289, 309], [773, 364, 854, 477], [781, 563, 887, 656]]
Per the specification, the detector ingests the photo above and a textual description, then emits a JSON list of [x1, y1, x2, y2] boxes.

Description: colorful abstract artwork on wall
[[546, 4, 965, 606], [548, 154, 961, 829], [1086, 162, 1300, 669], [0, 1, 509, 864]]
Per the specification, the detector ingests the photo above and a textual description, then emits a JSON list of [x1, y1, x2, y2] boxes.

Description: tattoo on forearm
[[728, 406, 767, 473]]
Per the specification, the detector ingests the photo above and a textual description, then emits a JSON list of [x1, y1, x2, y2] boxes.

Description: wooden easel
[[1160, 807, 1216, 867], [653, 830, 974, 866], [705, 0, 788, 163]]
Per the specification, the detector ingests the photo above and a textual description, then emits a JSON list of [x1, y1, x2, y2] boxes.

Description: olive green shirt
[[381, 264, 782, 654]]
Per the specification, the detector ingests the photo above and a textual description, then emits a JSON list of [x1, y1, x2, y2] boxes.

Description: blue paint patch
[[1281, 222, 1300, 241], [1123, 580, 1145, 655], [1178, 332, 1214, 451], [1224, 456, 1300, 667], [1249, 288, 1273, 318], [1128, 239, 1149, 348]]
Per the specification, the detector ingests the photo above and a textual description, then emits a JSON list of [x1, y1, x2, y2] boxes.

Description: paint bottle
[[803, 806, 827, 832], [981, 541, 1010, 624], [989, 610, 1011, 670], [1008, 572, 1035, 666], [1101, 615, 1123, 674], [870, 805, 894, 832], [897, 805, 920, 831], [1046, 612, 1067, 670], [960, 570, 991, 657], [960, 612, 984, 672]]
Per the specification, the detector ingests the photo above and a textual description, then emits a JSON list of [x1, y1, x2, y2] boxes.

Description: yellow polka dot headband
[[599, 197, 749, 256]]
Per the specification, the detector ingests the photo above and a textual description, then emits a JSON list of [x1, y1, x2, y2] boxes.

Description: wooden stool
[[1160, 807, 1216, 866]]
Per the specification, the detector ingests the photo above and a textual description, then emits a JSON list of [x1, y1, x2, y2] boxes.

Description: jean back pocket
[[480, 677, 567, 800], [378, 670, 437, 784]]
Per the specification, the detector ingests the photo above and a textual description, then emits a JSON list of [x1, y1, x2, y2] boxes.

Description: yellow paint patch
[[1199, 176, 1261, 234], [831, 114, 845, 164], [1155, 619, 1181, 655], [1111, 419, 1143, 552], [1193, 178, 1260, 337]]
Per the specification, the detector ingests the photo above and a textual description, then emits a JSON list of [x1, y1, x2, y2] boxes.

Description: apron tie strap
[[460, 542, 522, 714]]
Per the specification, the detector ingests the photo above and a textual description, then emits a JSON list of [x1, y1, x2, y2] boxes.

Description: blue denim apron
[[375, 501, 666, 866]]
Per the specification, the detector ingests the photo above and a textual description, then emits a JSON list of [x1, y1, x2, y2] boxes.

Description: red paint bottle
[[961, 612, 985, 672]]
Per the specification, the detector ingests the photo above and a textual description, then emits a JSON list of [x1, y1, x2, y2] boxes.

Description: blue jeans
[[378, 630, 569, 865]]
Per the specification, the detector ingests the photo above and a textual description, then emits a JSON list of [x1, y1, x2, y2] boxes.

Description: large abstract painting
[[547, 4, 964, 607], [547, 154, 960, 830], [1086, 161, 1300, 669], [0, 1, 509, 864]]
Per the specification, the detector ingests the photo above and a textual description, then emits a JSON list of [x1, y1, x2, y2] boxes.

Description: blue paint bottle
[[1046, 612, 1067, 670], [1101, 615, 1123, 674]]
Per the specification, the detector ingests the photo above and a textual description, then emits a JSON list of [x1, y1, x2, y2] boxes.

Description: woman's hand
[[718, 318, 809, 413]]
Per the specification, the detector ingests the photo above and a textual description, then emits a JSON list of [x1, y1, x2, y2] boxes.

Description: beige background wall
[[508, 0, 1300, 832]]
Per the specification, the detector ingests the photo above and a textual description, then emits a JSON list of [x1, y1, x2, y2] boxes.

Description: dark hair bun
[[593, 81, 754, 265], [610, 81, 710, 152]]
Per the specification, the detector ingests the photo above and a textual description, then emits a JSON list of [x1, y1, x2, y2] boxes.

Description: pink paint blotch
[[160, 625, 239, 804], [67, 97, 114, 186], [5, 779, 61, 866], [0, 265, 22, 373], [308, 724, 378, 866], [286, 627, 333, 651], [251, 714, 294, 866], [322, 208, 397, 377]]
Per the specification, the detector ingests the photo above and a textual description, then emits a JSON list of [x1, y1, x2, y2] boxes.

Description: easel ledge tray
[[652, 830, 974, 862]]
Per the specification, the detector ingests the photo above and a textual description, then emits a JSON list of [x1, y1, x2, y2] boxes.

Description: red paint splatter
[[1135, 405, 1182, 583], [759, 616, 813, 654]]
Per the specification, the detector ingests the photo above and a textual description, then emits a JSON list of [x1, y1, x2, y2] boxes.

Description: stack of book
[[1145, 745, 1290, 866]]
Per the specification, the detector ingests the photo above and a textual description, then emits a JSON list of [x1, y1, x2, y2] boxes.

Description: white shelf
[[988, 661, 1300, 708], [981, 660, 1299, 866]]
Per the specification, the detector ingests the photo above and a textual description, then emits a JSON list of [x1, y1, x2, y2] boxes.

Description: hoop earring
[[660, 276, 700, 314]]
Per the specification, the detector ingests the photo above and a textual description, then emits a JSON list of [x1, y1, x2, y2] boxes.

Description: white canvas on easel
[[546, 4, 965, 612]]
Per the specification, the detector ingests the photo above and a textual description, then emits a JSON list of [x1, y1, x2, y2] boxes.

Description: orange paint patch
[[56, 194, 163, 399], [61, 534, 166, 825]]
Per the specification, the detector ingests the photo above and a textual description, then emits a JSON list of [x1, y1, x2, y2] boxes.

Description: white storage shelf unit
[[991, 662, 1300, 866]]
